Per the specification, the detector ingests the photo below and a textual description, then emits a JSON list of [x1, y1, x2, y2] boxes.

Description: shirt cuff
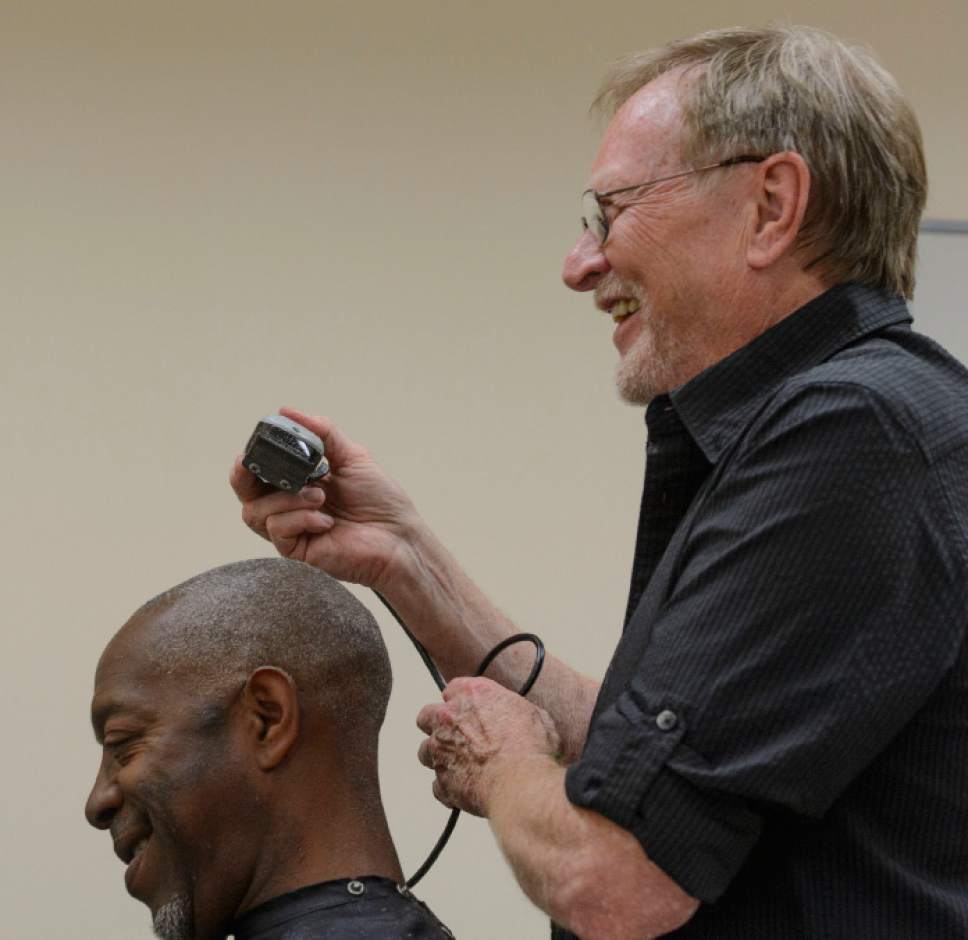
[[565, 689, 762, 902]]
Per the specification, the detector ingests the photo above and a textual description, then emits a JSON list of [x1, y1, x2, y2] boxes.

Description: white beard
[[596, 274, 685, 406], [153, 895, 193, 940], [614, 302, 688, 405]]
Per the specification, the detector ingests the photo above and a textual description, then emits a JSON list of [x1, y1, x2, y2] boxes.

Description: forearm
[[485, 758, 697, 939], [382, 520, 599, 762]]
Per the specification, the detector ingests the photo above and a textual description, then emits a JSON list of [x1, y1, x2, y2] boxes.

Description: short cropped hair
[[134, 558, 392, 762], [594, 25, 926, 299]]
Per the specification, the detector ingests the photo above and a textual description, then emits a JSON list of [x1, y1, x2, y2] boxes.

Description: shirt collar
[[662, 283, 912, 463]]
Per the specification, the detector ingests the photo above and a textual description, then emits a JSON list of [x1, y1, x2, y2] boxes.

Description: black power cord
[[374, 591, 545, 889]]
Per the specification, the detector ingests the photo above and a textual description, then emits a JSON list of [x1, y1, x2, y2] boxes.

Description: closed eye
[[104, 734, 141, 766]]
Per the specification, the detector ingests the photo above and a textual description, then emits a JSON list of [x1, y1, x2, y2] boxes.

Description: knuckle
[[241, 503, 265, 535], [448, 677, 474, 696], [466, 676, 492, 696]]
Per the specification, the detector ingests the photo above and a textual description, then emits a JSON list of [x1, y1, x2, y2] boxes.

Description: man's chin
[[152, 894, 194, 940], [615, 358, 660, 406], [614, 328, 685, 405]]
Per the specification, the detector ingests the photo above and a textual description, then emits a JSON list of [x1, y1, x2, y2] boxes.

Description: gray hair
[[131, 558, 392, 764], [593, 25, 926, 299]]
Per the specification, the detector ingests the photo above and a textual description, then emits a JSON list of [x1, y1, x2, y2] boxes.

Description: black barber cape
[[231, 877, 455, 939]]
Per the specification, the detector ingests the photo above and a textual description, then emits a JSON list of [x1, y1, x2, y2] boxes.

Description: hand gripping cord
[[374, 591, 545, 889]]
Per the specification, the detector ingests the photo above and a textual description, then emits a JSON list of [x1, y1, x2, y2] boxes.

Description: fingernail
[[300, 486, 324, 502]]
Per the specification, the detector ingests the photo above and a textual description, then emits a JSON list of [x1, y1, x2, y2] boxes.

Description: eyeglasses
[[580, 154, 766, 245]]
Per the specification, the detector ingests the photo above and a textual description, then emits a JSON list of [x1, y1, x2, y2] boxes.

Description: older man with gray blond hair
[[232, 25, 968, 939]]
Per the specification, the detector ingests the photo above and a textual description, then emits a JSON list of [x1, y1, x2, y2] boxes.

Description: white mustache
[[594, 274, 643, 310]]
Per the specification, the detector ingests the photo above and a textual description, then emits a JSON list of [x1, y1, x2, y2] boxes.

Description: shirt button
[[656, 709, 678, 731], [347, 880, 366, 896]]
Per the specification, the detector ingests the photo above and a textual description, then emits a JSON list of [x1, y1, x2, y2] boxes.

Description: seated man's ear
[[241, 666, 300, 771]]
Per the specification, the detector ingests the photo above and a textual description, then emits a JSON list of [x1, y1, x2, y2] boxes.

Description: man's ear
[[746, 151, 811, 270], [240, 666, 300, 771]]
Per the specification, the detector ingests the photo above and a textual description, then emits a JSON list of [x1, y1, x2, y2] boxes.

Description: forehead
[[90, 617, 179, 736], [591, 71, 688, 189]]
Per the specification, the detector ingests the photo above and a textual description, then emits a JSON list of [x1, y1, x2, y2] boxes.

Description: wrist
[[482, 752, 563, 818], [372, 516, 446, 600]]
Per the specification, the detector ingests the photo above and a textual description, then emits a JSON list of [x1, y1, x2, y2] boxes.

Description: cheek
[[136, 740, 229, 841], [618, 199, 698, 271], [115, 751, 167, 811], [170, 751, 257, 862], [695, 196, 750, 258]]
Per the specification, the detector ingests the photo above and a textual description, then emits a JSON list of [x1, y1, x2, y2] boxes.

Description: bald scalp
[[127, 558, 392, 743]]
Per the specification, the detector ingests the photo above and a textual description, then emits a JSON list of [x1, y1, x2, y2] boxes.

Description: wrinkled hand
[[417, 677, 561, 817], [230, 407, 421, 589]]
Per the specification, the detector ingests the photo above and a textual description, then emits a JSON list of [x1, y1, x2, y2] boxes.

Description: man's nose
[[562, 230, 611, 292], [85, 763, 122, 830]]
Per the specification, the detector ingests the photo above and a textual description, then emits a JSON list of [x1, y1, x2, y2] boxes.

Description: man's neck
[[236, 783, 403, 921], [710, 268, 832, 371]]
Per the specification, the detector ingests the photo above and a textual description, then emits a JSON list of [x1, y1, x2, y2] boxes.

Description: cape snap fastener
[[656, 709, 678, 731], [347, 880, 366, 896]]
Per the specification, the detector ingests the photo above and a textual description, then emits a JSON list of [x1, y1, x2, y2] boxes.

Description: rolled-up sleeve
[[566, 381, 968, 902]]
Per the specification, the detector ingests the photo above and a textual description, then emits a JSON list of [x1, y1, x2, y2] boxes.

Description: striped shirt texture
[[556, 283, 968, 938]]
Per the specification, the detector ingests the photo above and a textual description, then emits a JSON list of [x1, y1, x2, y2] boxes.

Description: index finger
[[416, 701, 446, 735], [230, 455, 273, 503]]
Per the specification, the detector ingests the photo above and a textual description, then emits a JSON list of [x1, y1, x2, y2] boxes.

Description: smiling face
[[563, 70, 759, 403], [85, 615, 259, 940]]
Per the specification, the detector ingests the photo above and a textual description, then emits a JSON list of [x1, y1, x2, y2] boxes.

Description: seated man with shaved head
[[86, 557, 453, 940]]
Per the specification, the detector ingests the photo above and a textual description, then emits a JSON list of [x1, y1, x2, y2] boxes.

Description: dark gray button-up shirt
[[558, 283, 968, 938]]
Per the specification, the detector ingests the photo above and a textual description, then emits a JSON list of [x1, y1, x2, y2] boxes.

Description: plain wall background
[[1, 2, 965, 937]]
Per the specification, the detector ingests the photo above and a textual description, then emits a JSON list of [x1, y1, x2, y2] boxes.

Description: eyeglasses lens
[[580, 191, 607, 244]]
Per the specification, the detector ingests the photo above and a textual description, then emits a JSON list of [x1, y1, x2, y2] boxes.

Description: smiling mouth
[[122, 834, 152, 896], [130, 836, 149, 864], [606, 298, 641, 324]]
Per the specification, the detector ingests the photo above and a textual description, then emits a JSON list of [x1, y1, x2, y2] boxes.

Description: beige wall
[[2, 2, 965, 937]]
